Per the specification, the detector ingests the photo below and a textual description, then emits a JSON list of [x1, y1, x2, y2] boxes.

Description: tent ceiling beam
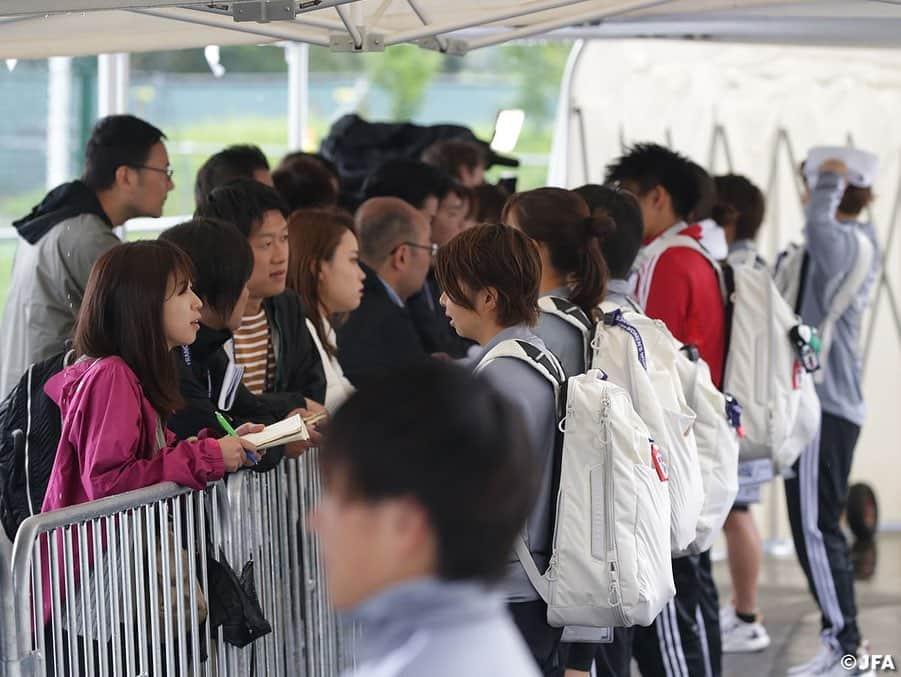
[[383, 0, 595, 47], [0, 0, 355, 18], [464, 0, 676, 50], [540, 15, 901, 46], [130, 6, 332, 45], [334, 4, 363, 48], [404, 0, 448, 52]]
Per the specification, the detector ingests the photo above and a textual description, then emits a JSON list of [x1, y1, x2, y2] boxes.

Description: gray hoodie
[[0, 182, 118, 398], [343, 578, 540, 677]]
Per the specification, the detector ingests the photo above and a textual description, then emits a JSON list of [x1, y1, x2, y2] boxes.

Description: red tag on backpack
[[651, 442, 669, 482]]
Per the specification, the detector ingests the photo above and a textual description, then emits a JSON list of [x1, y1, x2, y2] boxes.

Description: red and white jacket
[[634, 222, 726, 389]]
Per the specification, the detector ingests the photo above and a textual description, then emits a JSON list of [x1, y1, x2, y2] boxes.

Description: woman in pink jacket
[[41, 240, 259, 623]]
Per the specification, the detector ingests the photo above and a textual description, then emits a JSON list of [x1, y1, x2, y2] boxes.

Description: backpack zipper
[[602, 393, 627, 627], [546, 399, 574, 586]]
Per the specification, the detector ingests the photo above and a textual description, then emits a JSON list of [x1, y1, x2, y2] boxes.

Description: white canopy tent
[[1, 0, 899, 529], [4, 0, 901, 60], [547, 37, 901, 530]]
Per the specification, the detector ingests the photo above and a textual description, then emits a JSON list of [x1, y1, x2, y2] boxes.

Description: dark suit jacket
[[407, 269, 475, 359], [336, 263, 429, 386]]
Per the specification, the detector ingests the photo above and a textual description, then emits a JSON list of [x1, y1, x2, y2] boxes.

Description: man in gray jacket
[[312, 361, 541, 677], [0, 114, 172, 398]]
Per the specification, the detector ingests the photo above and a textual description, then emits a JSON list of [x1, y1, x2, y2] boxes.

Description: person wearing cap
[[784, 148, 880, 677]]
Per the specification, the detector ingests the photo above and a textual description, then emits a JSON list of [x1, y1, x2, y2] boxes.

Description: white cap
[[804, 146, 879, 188]]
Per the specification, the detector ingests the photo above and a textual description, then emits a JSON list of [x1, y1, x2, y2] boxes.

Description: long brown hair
[[286, 207, 356, 357], [502, 187, 613, 319], [74, 240, 195, 421]]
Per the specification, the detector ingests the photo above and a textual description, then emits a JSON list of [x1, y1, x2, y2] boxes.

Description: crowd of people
[[0, 113, 880, 677]]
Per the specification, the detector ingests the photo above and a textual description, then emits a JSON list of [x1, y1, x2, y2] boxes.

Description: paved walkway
[[718, 533, 901, 677]]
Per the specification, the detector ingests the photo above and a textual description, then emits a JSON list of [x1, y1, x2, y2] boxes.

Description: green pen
[[215, 411, 258, 464]]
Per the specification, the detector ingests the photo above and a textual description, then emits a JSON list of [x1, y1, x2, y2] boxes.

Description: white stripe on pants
[[799, 425, 846, 648]]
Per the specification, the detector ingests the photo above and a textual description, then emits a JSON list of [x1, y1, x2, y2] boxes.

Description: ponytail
[[570, 214, 614, 318], [504, 188, 613, 318]]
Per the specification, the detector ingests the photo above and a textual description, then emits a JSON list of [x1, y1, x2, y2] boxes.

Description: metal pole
[[46, 57, 72, 190], [286, 42, 310, 151]]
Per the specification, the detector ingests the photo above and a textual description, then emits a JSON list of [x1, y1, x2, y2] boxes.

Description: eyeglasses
[[393, 241, 438, 257], [133, 165, 175, 179]]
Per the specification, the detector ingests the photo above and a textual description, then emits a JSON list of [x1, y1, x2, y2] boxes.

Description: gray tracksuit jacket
[[800, 171, 880, 426], [343, 578, 540, 677]]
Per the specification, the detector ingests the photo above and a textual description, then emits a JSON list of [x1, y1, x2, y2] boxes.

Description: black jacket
[[169, 324, 292, 471], [336, 263, 429, 386], [407, 270, 475, 359], [256, 290, 327, 410], [13, 180, 111, 245]]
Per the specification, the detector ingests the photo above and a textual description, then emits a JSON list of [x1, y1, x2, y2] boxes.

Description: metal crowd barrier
[[0, 450, 350, 677]]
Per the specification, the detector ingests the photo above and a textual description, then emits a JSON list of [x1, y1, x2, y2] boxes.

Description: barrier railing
[[0, 451, 349, 677]]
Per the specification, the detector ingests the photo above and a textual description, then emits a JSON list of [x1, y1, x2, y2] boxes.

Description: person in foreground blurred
[[314, 361, 541, 677]]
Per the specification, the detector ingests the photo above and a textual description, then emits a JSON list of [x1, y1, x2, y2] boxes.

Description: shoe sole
[[722, 638, 771, 653]]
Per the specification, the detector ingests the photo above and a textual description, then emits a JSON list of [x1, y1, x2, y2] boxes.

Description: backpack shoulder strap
[[538, 296, 593, 364], [475, 338, 565, 396], [595, 307, 649, 371], [538, 296, 592, 336]]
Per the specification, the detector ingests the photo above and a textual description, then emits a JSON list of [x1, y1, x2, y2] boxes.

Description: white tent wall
[[548, 39, 901, 533]]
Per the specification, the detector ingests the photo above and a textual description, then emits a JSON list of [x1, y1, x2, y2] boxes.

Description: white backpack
[[638, 231, 819, 474], [597, 303, 739, 555], [773, 237, 876, 385], [672, 341, 740, 553], [588, 305, 704, 554], [476, 339, 674, 630]]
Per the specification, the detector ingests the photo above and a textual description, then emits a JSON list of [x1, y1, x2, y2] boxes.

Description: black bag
[[320, 113, 519, 204], [206, 545, 272, 648], [0, 350, 74, 540]]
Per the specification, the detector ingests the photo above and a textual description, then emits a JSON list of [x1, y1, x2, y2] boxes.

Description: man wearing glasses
[[336, 196, 435, 386], [0, 114, 174, 398]]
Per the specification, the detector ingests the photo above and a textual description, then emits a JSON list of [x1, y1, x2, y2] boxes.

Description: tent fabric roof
[[4, 0, 901, 60]]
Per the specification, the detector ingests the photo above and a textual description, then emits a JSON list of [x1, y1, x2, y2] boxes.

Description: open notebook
[[240, 414, 310, 450]]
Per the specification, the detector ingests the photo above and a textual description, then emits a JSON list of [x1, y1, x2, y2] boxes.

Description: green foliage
[[363, 45, 442, 119], [495, 43, 570, 124]]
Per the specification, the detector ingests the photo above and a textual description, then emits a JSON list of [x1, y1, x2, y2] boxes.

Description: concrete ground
[[619, 533, 901, 676], [717, 533, 901, 677]]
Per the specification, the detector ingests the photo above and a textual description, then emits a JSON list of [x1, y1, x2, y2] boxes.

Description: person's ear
[[312, 259, 324, 283], [114, 164, 136, 191], [393, 244, 408, 271], [481, 286, 498, 314], [388, 497, 432, 553]]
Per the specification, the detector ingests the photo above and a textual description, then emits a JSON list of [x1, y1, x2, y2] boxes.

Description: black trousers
[[509, 600, 563, 676], [562, 628, 634, 676], [632, 552, 721, 677], [785, 412, 862, 654]]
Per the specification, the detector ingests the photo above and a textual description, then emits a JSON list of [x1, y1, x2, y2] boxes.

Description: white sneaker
[[787, 643, 836, 675], [788, 642, 876, 677], [720, 606, 770, 653]]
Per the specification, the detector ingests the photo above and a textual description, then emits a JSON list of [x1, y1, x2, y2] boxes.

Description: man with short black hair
[[314, 361, 540, 676], [336, 197, 433, 385], [194, 144, 272, 208], [606, 143, 725, 677], [0, 114, 172, 398], [196, 179, 326, 412]]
